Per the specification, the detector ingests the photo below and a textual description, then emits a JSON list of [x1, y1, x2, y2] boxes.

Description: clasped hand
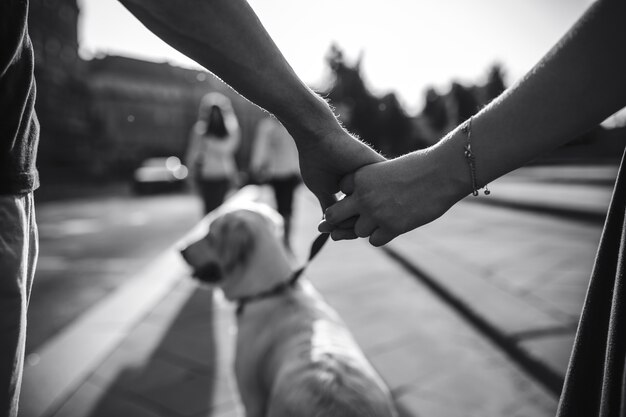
[[318, 150, 463, 246]]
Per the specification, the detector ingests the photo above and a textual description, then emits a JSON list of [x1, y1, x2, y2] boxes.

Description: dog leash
[[235, 232, 331, 316]]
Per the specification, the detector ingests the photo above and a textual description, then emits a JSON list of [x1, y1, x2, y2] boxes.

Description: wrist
[[276, 91, 343, 143], [430, 126, 475, 203]]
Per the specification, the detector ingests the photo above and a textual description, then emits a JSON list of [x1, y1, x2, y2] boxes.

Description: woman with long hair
[[186, 92, 241, 214]]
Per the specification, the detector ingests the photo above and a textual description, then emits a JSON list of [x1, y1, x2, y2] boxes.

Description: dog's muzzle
[[192, 261, 223, 284], [180, 239, 223, 284]]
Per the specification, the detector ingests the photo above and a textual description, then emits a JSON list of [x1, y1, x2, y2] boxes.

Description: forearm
[[117, 0, 339, 141], [433, 0, 626, 199]]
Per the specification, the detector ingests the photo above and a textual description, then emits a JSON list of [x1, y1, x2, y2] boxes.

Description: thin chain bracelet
[[461, 117, 490, 196]]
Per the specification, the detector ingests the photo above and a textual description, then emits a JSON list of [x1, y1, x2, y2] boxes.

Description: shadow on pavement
[[86, 287, 220, 417]]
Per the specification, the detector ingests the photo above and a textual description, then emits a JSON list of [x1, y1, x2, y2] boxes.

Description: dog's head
[[180, 203, 285, 287]]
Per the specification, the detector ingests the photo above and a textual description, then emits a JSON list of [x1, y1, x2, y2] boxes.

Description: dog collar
[[235, 232, 330, 316]]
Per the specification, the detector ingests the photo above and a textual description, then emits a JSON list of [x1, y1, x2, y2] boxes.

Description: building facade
[[28, 0, 264, 182]]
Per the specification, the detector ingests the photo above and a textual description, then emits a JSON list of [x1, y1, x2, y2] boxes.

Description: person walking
[[186, 92, 241, 215], [250, 116, 301, 248]]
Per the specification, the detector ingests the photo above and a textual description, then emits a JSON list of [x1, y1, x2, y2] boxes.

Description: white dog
[[180, 202, 398, 417]]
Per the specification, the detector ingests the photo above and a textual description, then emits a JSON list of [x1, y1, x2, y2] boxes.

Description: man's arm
[[118, 0, 321, 135], [117, 0, 385, 209]]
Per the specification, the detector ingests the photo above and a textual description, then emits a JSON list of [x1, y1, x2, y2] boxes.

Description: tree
[[485, 63, 507, 102], [422, 87, 448, 132], [324, 44, 426, 156], [450, 82, 479, 124]]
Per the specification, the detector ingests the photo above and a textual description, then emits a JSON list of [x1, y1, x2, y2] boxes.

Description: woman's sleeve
[[250, 119, 272, 172], [185, 123, 202, 167], [225, 114, 241, 153]]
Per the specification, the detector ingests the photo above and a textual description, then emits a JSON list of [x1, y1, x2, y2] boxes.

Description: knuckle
[[354, 226, 369, 238], [324, 208, 336, 224]]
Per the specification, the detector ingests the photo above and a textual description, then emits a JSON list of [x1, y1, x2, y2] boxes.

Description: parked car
[[132, 156, 189, 194]]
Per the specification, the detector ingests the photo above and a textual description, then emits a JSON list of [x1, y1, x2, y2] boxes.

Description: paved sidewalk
[[17, 186, 556, 417], [384, 164, 617, 394], [467, 164, 618, 223], [18, 164, 617, 417]]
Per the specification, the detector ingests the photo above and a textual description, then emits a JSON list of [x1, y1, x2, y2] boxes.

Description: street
[[19, 165, 619, 417], [28, 189, 202, 354]]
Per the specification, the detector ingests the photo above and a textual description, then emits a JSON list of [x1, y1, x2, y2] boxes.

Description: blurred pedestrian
[[186, 92, 241, 215], [250, 116, 301, 248]]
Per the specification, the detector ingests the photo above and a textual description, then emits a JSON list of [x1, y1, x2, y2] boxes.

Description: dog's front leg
[[237, 384, 267, 417], [235, 357, 270, 417]]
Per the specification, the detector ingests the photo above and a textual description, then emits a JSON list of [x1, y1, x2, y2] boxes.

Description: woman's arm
[[249, 119, 271, 175], [322, 0, 626, 246], [185, 124, 203, 180]]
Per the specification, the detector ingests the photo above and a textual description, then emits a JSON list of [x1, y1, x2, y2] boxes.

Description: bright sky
[[78, 0, 593, 113]]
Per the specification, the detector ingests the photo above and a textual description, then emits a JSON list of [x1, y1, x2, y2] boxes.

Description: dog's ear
[[212, 213, 256, 273]]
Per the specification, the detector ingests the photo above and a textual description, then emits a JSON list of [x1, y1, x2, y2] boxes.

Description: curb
[[381, 246, 565, 397], [467, 197, 607, 225]]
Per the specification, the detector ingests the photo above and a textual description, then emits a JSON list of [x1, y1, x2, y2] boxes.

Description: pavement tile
[[519, 333, 576, 376], [529, 275, 591, 320], [155, 318, 216, 371], [89, 324, 169, 388], [371, 335, 481, 390], [81, 284, 233, 417], [142, 280, 203, 323], [507, 392, 561, 417], [344, 302, 466, 355], [307, 264, 393, 297], [483, 181, 613, 214], [95, 343, 215, 417], [89, 282, 200, 387], [53, 380, 164, 417], [396, 391, 469, 417], [388, 236, 564, 335], [136, 370, 215, 417], [414, 358, 556, 417], [207, 377, 240, 410], [50, 381, 105, 417], [489, 261, 559, 295], [204, 402, 242, 417]]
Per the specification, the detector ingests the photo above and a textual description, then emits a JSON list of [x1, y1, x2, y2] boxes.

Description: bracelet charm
[[461, 117, 490, 196]]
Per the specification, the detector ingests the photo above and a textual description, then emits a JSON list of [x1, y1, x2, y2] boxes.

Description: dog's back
[[237, 280, 398, 417], [267, 356, 397, 417]]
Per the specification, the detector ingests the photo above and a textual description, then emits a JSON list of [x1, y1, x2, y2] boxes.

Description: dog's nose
[[194, 262, 223, 284], [180, 247, 193, 265]]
